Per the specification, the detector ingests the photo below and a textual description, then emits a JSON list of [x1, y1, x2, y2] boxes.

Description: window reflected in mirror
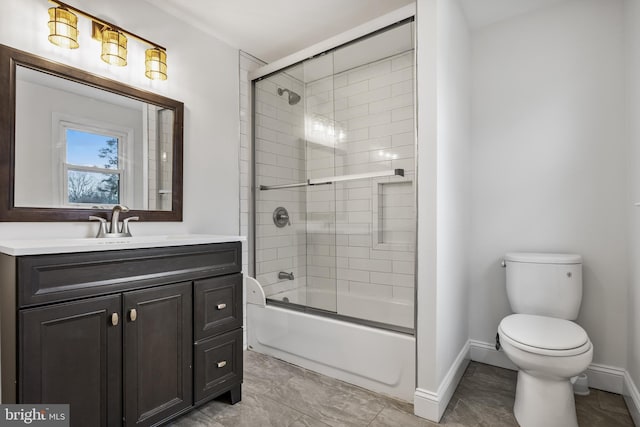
[[13, 65, 174, 211]]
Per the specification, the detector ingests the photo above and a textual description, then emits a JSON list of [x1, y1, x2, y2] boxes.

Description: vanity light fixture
[[99, 28, 127, 66], [145, 47, 167, 81], [47, 6, 79, 49], [47, 0, 168, 79]]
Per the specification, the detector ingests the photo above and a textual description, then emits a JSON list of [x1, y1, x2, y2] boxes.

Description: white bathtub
[[247, 301, 416, 402]]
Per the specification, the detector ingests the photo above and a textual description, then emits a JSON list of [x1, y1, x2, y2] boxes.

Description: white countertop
[[0, 234, 246, 256]]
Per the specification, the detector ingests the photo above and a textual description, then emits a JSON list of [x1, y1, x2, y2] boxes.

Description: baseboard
[[414, 341, 470, 422], [468, 340, 626, 394], [468, 339, 517, 370], [624, 371, 640, 426]]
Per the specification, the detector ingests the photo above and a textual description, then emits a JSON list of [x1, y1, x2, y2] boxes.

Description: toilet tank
[[504, 252, 583, 320]]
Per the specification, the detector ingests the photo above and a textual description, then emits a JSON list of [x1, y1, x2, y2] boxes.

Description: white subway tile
[[392, 132, 415, 147], [392, 106, 414, 122], [335, 80, 369, 99], [347, 111, 391, 131], [392, 80, 413, 97], [349, 258, 391, 273], [348, 211, 372, 224], [335, 104, 369, 121], [393, 260, 415, 274], [369, 67, 413, 91], [256, 248, 278, 262], [337, 268, 370, 282], [348, 86, 391, 107], [370, 272, 414, 287], [348, 234, 371, 247], [392, 286, 414, 302], [392, 52, 414, 71], [349, 282, 393, 298], [347, 187, 371, 200], [369, 119, 414, 138]]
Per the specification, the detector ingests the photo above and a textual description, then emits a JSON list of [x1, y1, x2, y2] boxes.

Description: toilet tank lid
[[504, 252, 582, 264]]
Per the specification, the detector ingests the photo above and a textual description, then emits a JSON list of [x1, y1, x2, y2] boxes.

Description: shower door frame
[[249, 15, 418, 336]]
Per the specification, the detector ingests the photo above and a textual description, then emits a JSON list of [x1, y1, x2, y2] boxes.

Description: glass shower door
[[253, 20, 416, 331]]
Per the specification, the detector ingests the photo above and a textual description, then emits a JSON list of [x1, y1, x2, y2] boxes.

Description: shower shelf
[[259, 169, 404, 191]]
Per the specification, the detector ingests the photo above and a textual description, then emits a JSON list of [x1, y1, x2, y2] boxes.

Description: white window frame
[[52, 113, 134, 208]]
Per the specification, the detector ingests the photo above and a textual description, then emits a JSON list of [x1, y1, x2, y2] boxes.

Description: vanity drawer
[[17, 243, 241, 307], [194, 274, 242, 341], [194, 329, 243, 404]]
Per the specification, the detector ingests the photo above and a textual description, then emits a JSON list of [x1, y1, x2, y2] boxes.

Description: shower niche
[[252, 20, 416, 332]]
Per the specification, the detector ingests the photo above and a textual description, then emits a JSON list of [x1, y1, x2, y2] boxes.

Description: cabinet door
[[20, 294, 122, 427], [124, 282, 192, 427]]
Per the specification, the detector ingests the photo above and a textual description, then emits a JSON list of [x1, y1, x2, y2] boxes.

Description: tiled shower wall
[[146, 105, 173, 211], [306, 50, 416, 323], [253, 68, 308, 300]]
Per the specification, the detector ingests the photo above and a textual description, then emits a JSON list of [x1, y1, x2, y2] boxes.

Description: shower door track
[[259, 168, 404, 191], [266, 298, 415, 335]]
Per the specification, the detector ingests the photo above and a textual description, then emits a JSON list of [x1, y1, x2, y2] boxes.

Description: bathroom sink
[[0, 234, 245, 256]]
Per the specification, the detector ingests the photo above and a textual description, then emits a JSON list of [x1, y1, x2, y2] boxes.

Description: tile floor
[[169, 350, 635, 427]]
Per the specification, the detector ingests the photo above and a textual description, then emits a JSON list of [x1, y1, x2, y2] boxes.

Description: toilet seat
[[499, 314, 591, 357]]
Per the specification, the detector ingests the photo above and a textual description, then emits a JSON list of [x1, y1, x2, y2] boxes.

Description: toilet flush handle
[[500, 259, 506, 268]]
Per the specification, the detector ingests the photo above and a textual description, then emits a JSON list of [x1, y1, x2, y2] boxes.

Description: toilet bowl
[[498, 314, 592, 427]]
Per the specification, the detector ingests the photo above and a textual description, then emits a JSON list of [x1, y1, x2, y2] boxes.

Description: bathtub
[[246, 279, 416, 402]]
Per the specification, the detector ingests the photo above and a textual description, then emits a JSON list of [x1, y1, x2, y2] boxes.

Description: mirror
[[0, 44, 183, 221]]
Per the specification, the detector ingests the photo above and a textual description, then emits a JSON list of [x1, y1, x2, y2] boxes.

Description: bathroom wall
[[624, 0, 640, 422], [0, 0, 240, 237], [434, 0, 471, 390], [469, 0, 628, 369], [415, 0, 471, 419]]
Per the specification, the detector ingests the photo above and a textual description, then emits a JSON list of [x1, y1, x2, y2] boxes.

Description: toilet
[[497, 252, 593, 427]]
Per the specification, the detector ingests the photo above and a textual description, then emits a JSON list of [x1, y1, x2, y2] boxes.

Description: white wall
[[624, 0, 640, 422], [0, 0, 240, 237], [469, 0, 628, 369], [435, 0, 471, 386], [415, 0, 471, 420]]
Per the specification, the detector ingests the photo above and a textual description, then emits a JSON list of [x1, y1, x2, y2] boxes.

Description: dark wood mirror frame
[[0, 44, 183, 222]]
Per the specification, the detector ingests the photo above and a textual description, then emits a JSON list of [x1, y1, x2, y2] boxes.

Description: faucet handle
[[122, 216, 139, 235], [89, 216, 108, 238]]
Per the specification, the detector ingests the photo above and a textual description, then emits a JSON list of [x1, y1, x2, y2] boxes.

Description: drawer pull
[[129, 309, 137, 322], [111, 313, 119, 326], [217, 360, 227, 368], [216, 303, 227, 310]]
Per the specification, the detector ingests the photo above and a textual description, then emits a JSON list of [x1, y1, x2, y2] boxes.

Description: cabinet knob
[[216, 303, 227, 310], [129, 309, 137, 322], [217, 360, 227, 368], [111, 312, 119, 326]]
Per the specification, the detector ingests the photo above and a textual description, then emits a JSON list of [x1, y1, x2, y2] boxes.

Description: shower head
[[277, 88, 301, 105]]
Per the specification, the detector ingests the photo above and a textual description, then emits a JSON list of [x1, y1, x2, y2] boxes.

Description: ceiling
[[147, 0, 571, 63]]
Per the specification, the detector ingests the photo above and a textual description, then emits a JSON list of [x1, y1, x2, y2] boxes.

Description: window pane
[[68, 170, 120, 204], [66, 129, 119, 169]]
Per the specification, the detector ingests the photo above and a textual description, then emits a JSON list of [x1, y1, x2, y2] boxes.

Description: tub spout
[[278, 271, 294, 280]]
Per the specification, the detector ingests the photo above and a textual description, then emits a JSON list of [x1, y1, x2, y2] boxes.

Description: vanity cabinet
[[0, 241, 243, 427]]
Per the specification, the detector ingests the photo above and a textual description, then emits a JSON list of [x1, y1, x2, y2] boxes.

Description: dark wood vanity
[[0, 241, 243, 427]]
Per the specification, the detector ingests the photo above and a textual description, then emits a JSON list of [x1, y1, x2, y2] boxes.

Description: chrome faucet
[[89, 205, 139, 238], [110, 205, 128, 234]]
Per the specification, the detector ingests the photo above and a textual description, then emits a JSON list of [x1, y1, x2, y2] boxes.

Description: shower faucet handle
[[273, 207, 291, 227]]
